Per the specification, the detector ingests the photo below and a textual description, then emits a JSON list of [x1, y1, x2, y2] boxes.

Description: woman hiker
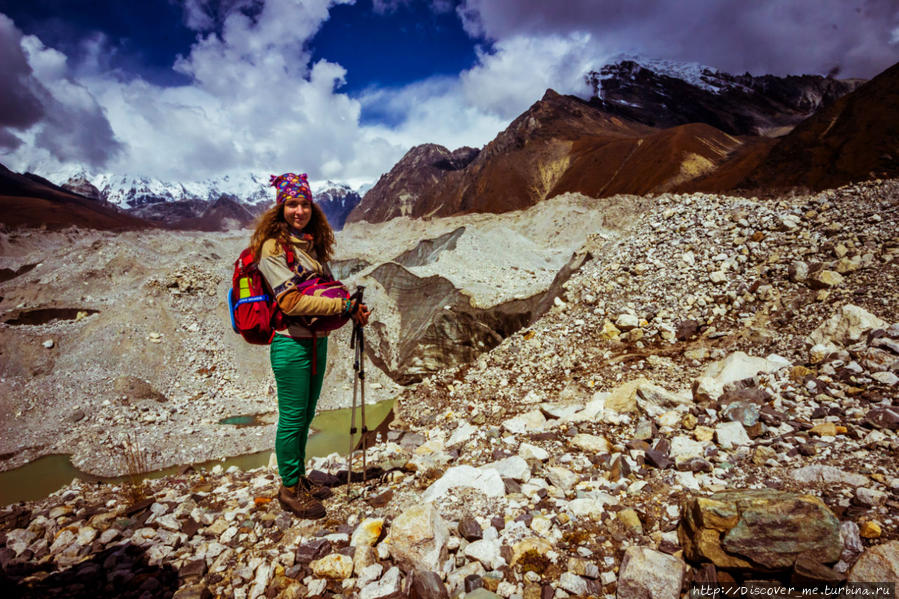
[[251, 172, 370, 519]]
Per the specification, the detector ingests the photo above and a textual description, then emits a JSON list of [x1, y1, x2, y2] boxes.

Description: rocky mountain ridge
[[1, 179, 897, 598], [349, 59, 893, 226], [348, 89, 766, 223], [744, 61, 899, 190], [585, 58, 863, 136]]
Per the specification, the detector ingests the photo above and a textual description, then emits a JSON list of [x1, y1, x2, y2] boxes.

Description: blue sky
[[1, 0, 897, 188]]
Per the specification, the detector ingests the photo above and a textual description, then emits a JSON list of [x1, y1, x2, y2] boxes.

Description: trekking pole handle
[[349, 285, 365, 308]]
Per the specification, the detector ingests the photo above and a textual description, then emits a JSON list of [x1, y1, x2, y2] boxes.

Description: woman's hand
[[351, 302, 371, 326]]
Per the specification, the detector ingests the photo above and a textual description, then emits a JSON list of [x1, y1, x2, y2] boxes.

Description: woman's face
[[283, 197, 313, 230]]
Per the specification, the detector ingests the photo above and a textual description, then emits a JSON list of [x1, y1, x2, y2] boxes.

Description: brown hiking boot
[[278, 484, 326, 520], [299, 476, 333, 500]]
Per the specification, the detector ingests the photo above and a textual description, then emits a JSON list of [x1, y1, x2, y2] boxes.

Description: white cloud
[[460, 33, 600, 120], [2, 0, 413, 184]]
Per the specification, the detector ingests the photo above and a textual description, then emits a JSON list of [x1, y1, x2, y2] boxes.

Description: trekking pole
[[358, 316, 368, 490], [346, 286, 365, 497]]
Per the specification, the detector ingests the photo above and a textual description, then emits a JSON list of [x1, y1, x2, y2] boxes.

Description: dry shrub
[[121, 434, 148, 505]]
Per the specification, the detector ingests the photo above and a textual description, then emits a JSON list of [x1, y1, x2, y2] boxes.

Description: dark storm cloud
[[458, 0, 899, 78], [0, 128, 24, 151], [0, 13, 123, 167], [0, 14, 45, 129]]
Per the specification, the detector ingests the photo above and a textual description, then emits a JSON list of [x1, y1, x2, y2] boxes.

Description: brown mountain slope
[[0, 163, 149, 230], [551, 122, 771, 198], [349, 91, 771, 223], [348, 91, 654, 223], [743, 61, 899, 190]]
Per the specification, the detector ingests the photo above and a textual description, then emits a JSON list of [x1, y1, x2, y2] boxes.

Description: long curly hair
[[249, 201, 335, 264]]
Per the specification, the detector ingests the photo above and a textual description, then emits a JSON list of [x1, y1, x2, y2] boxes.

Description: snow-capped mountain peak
[[591, 54, 751, 96]]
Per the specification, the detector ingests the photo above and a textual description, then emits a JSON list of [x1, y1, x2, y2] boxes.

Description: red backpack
[[227, 243, 351, 345]]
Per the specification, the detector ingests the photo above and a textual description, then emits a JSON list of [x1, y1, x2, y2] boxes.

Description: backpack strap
[[272, 274, 306, 297], [280, 241, 297, 269]]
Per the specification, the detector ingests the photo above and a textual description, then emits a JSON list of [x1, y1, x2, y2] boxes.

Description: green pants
[[270, 335, 328, 487]]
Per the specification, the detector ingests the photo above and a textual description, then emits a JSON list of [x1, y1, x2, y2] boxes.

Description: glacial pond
[[0, 399, 394, 506]]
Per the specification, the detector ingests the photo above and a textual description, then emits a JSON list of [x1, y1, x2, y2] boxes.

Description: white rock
[[616, 313, 640, 330], [871, 371, 898, 385], [637, 383, 692, 411], [692, 376, 724, 402], [310, 554, 353, 580], [502, 410, 547, 434], [518, 443, 549, 461], [155, 514, 181, 531], [383, 503, 450, 572], [447, 422, 477, 446], [5, 529, 36, 556], [42, 339, 54, 348], [359, 566, 402, 599], [306, 579, 327, 596], [546, 466, 579, 491], [675, 471, 701, 490], [565, 493, 617, 520], [540, 402, 582, 420], [702, 351, 771, 386], [855, 487, 888, 507], [618, 547, 685, 599], [50, 529, 76, 554], [249, 563, 272, 599], [76, 526, 98, 546], [715, 421, 751, 449], [790, 465, 870, 487], [530, 516, 552, 535], [570, 433, 610, 453], [482, 456, 531, 482], [559, 572, 589, 596], [463, 538, 506, 570], [422, 465, 506, 502], [670, 436, 706, 463], [808, 304, 887, 347], [351, 518, 385, 547], [99, 528, 120, 545], [655, 410, 682, 428], [357, 563, 383, 588]]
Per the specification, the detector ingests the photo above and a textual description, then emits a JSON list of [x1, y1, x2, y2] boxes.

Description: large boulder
[[383, 503, 450, 572], [679, 489, 842, 570]]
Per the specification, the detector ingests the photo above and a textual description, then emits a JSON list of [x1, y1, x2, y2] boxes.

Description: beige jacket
[[257, 234, 344, 338]]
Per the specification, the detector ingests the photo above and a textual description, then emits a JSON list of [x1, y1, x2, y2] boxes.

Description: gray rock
[[790, 465, 870, 487], [559, 572, 589, 596], [856, 487, 888, 507], [722, 402, 761, 427]]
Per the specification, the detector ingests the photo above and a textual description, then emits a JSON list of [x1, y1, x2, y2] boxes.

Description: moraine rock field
[[1, 180, 898, 598]]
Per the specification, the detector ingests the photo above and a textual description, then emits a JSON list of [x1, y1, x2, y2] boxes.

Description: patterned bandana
[[269, 172, 312, 204]]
